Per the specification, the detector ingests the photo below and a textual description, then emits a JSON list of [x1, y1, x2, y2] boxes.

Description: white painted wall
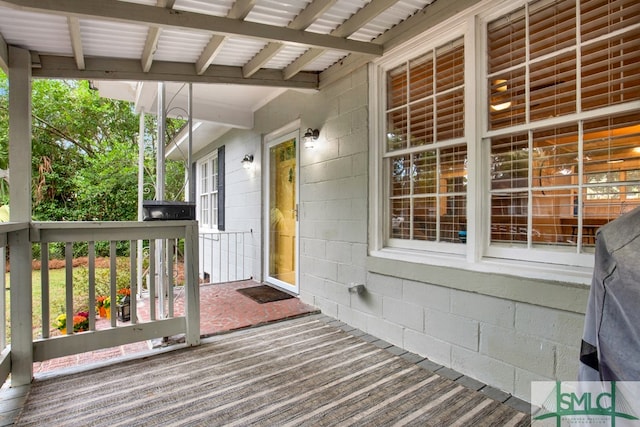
[[196, 64, 589, 403], [194, 130, 262, 282]]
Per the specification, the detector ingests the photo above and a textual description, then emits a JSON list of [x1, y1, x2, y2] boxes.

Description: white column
[[187, 83, 195, 202], [137, 110, 145, 299], [8, 46, 33, 386], [156, 83, 166, 317]]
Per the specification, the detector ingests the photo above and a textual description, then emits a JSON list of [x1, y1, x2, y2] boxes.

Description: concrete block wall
[[193, 129, 262, 281], [359, 272, 584, 401], [296, 66, 370, 318]]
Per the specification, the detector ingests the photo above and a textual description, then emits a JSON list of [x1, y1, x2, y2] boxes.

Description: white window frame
[[479, 0, 640, 269], [368, 0, 625, 284], [197, 150, 219, 232]]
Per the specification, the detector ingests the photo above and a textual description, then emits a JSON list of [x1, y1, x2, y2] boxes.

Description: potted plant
[[103, 297, 111, 319], [53, 311, 89, 334], [74, 312, 89, 332], [96, 295, 108, 318], [53, 313, 67, 335]]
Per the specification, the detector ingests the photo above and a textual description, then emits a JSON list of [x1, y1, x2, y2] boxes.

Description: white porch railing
[[0, 223, 27, 388], [1, 220, 199, 388], [199, 230, 253, 283]]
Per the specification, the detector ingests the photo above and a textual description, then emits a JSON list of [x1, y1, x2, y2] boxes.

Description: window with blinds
[[386, 37, 467, 245], [486, 0, 640, 252]]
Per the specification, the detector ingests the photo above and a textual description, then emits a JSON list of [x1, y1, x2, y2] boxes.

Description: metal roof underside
[[0, 0, 455, 89], [0, 0, 476, 155]]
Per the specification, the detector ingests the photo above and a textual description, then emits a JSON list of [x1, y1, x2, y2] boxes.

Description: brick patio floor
[[33, 280, 319, 374]]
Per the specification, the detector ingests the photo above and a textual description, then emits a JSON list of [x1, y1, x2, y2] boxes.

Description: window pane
[[387, 64, 407, 109], [532, 189, 576, 245], [437, 89, 464, 141], [491, 133, 530, 190], [436, 40, 464, 92], [530, 51, 577, 121], [212, 157, 218, 190], [211, 194, 218, 227], [200, 163, 208, 192], [488, 68, 526, 130], [581, 0, 640, 42], [529, 0, 576, 60], [413, 197, 437, 241], [487, 7, 526, 74], [626, 170, 640, 200], [584, 112, 640, 172], [391, 198, 411, 239], [491, 192, 528, 244], [440, 145, 467, 243], [532, 125, 579, 187], [409, 99, 434, 147], [414, 151, 437, 195], [391, 156, 412, 197], [200, 195, 209, 226], [583, 186, 623, 220], [582, 27, 640, 111], [387, 109, 408, 152], [409, 53, 433, 101]]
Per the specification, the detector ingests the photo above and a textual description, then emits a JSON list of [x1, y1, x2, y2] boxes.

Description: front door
[[265, 131, 299, 293]]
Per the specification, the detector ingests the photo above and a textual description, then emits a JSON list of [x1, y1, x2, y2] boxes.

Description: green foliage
[[72, 257, 131, 300], [0, 72, 188, 256]]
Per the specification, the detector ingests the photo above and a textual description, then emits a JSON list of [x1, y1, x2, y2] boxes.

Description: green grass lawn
[[4, 267, 98, 341]]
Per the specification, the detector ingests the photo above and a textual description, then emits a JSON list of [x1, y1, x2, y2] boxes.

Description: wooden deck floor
[[3, 314, 530, 426]]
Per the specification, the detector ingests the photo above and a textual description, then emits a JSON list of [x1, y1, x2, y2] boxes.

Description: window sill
[[367, 248, 591, 314]]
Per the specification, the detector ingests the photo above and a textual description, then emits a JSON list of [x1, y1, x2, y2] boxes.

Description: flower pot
[[98, 306, 107, 318], [59, 328, 66, 335]]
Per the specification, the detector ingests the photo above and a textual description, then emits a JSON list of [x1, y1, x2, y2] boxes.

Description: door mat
[[236, 285, 295, 304]]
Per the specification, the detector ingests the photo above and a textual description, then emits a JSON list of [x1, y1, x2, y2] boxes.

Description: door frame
[[263, 123, 300, 294]]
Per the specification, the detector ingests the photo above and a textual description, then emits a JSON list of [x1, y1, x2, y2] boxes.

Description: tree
[[0, 71, 187, 225]]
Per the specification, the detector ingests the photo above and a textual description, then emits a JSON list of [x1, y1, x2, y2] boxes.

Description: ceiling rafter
[[195, 0, 256, 76], [284, 0, 399, 80], [318, 0, 466, 88], [141, 0, 176, 73], [0, 0, 383, 57], [32, 55, 319, 89], [67, 16, 84, 70], [243, 0, 337, 78]]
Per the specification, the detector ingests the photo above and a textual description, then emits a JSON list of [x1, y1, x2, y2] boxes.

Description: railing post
[[184, 223, 200, 346], [9, 227, 33, 385]]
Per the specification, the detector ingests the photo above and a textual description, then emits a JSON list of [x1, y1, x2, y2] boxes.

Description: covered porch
[[0, 0, 459, 395], [4, 315, 530, 426]]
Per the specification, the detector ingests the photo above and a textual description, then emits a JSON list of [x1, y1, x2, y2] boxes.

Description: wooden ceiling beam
[[284, 0, 398, 80], [32, 55, 319, 89], [195, 0, 257, 75], [67, 16, 84, 70], [141, 0, 176, 73]]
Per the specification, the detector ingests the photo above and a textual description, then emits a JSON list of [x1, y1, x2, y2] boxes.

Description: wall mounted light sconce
[[303, 128, 320, 148], [241, 154, 254, 169]]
